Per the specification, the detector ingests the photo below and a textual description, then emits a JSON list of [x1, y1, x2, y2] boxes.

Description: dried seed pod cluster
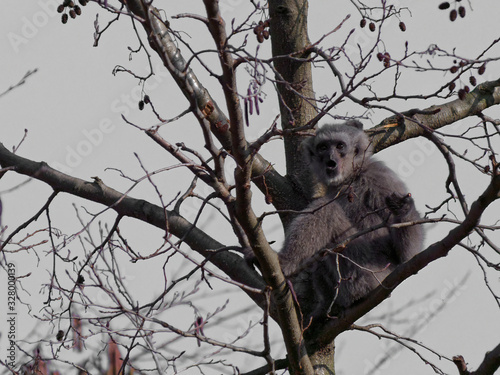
[[438, 1, 466, 22], [243, 81, 264, 126], [359, 18, 376, 32], [57, 0, 87, 24], [138, 95, 150, 111], [376, 52, 391, 68], [253, 20, 270, 44], [448, 60, 487, 100], [457, 86, 469, 100], [56, 330, 64, 342], [360, 18, 406, 32]]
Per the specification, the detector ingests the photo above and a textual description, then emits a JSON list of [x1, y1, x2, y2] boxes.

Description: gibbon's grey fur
[[279, 120, 424, 320]]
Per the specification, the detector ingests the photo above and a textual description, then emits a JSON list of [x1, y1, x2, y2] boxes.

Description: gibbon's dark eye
[[336, 142, 345, 150], [354, 147, 359, 155], [317, 143, 328, 152]]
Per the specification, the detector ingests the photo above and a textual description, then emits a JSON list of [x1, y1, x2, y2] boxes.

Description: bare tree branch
[[367, 79, 500, 152], [453, 342, 500, 375], [202, 1, 312, 372], [471, 342, 500, 375], [140, 4, 302, 213], [0, 142, 266, 303], [0, 69, 38, 99]]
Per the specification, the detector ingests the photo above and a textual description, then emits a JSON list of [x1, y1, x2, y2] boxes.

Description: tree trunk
[[269, 0, 317, 198], [309, 342, 336, 374], [269, 0, 336, 372]]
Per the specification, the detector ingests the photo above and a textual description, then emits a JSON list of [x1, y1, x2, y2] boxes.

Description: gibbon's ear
[[301, 135, 316, 164], [345, 120, 363, 130]]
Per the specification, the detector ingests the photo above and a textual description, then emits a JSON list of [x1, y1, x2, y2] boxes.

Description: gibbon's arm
[[279, 198, 356, 275]]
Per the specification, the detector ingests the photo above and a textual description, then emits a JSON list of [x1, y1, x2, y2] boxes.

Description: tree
[[1, 0, 499, 374]]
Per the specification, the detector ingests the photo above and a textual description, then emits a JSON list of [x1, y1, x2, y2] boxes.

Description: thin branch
[[0, 69, 38, 98]]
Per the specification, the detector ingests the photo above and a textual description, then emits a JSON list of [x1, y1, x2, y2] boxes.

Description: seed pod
[[57, 4, 64, 13], [138, 100, 144, 110], [254, 96, 260, 115], [376, 52, 384, 61], [458, 6, 466, 18], [257, 34, 264, 43], [244, 98, 249, 126], [68, 0, 75, 7], [448, 82, 456, 91], [360, 18, 367, 28], [399, 21, 406, 32], [469, 76, 477, 86], [450, 66, 459, 73], [263, 30, 269, 39], [478, 64, 486, 75], [248, 94, 253, 116], [69, 9, 76, 18], [449, 9, 457, 21], [369, 22, 376, 32], [61, 13, 68, 24], [74, 5, 81, 15], [144, 95, 150, 104], [458, 89, 466, 100], [464, 85, 470, 93], [78, 0, 87, 5], [56, 330, 64, 342], [438, 2, 450, 9]]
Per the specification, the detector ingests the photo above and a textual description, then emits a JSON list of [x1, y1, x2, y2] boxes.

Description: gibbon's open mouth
[[326, 167, 337, 177]]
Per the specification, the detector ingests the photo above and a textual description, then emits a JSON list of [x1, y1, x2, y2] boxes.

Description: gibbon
[[279, 121, 424, 320]]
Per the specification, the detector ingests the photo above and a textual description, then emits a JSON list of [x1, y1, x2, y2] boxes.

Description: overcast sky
[[1, 1, 500, 374]]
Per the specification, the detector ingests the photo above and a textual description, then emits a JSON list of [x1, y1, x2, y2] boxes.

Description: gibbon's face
[[310, 130, 371, 186], [304, 123, 373, 187], [313, 135, 353, 185]]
